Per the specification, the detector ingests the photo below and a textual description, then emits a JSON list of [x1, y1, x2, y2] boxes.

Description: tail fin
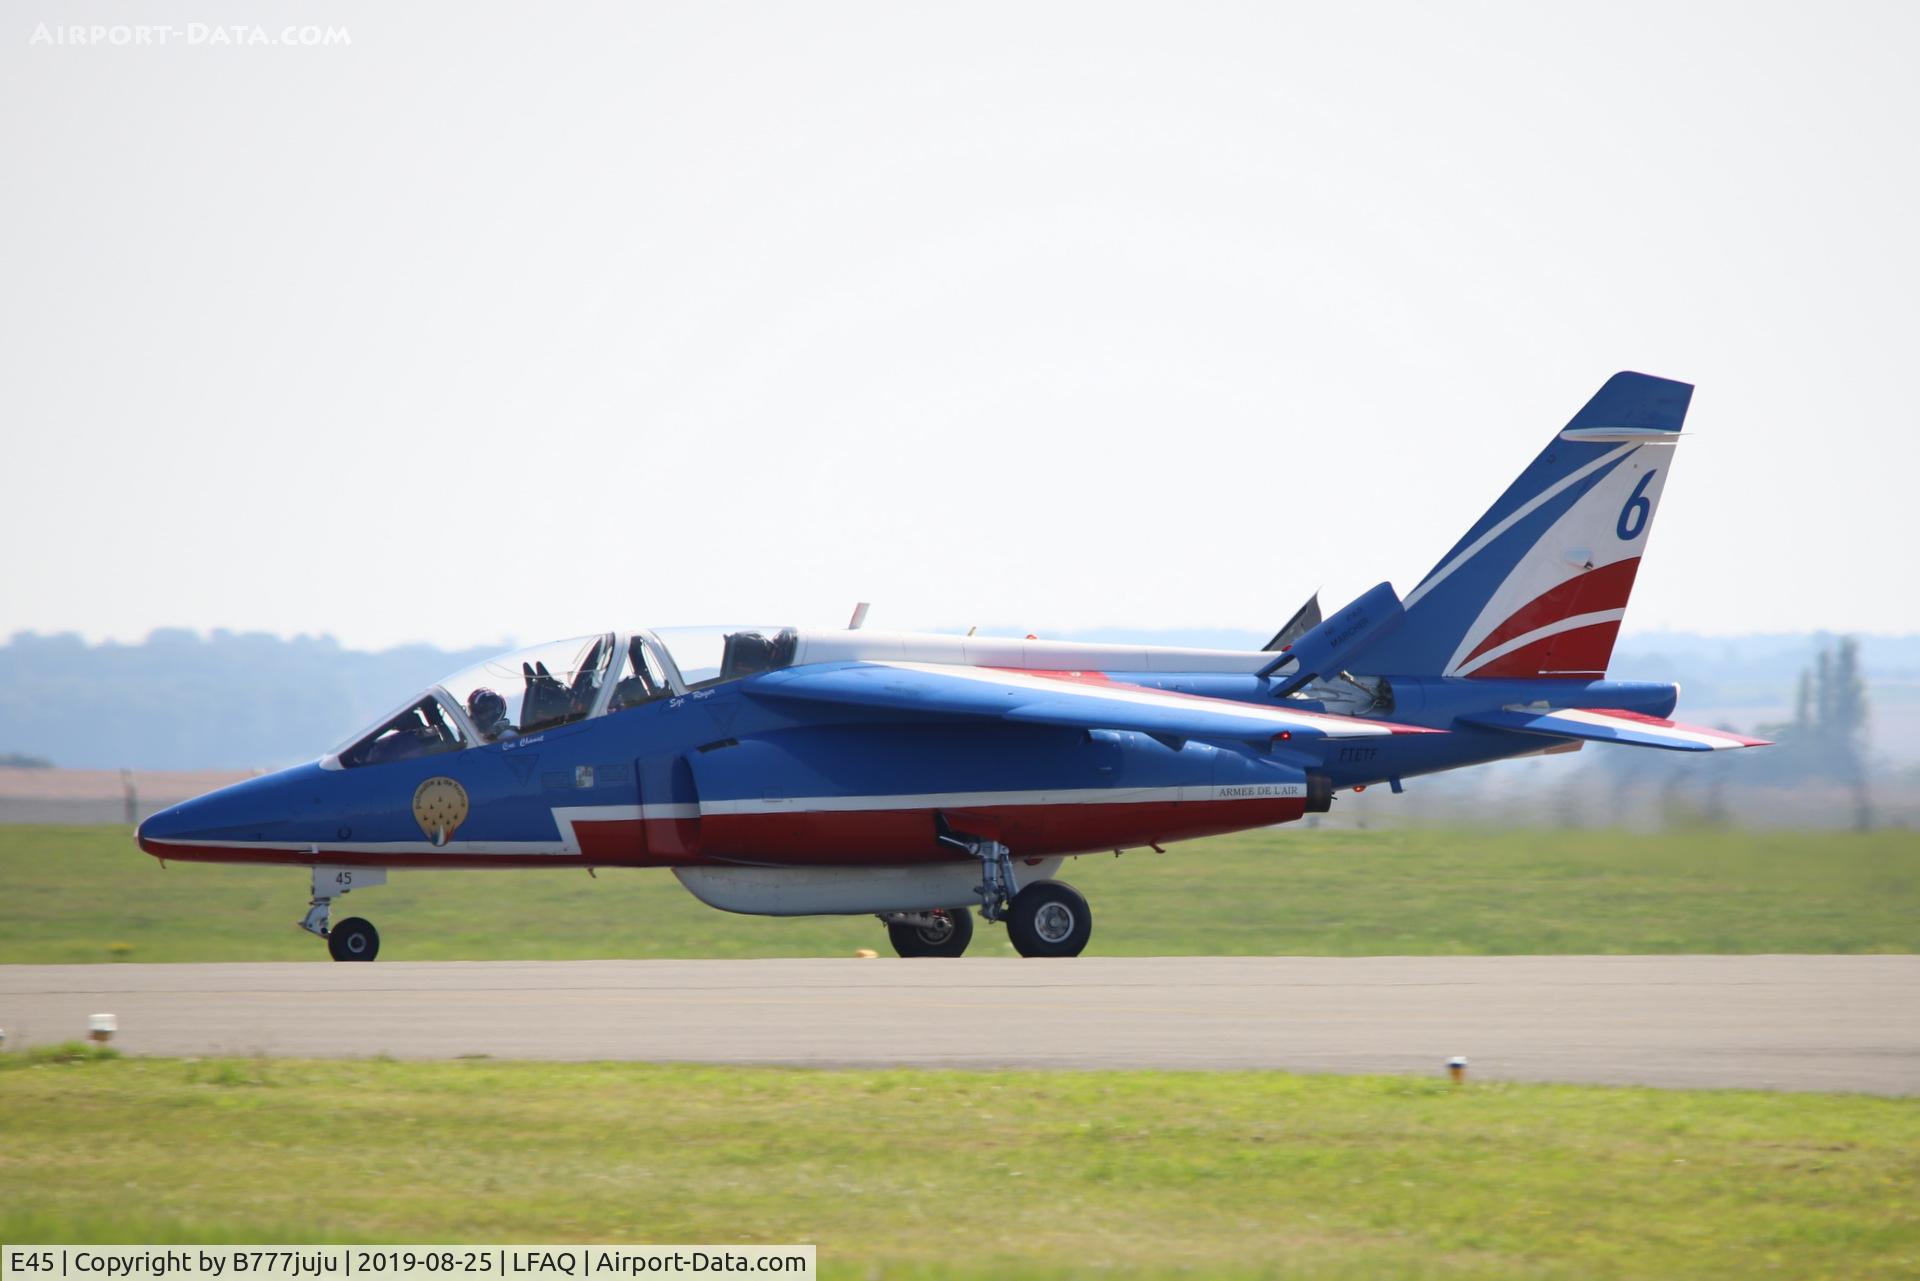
[[1356, 371, 1692, 679]]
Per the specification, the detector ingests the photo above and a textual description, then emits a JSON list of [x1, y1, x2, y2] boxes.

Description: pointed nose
[[133, 762, 326, 860], [136, 798, 198, 858]]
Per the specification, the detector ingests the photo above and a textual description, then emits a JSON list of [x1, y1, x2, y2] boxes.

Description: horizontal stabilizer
[[749, 661, 1441, 747], [1461, 707, 1770, 752]]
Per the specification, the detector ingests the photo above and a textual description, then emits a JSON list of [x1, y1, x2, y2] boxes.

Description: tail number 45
[[1617, 469, 1658, 540]]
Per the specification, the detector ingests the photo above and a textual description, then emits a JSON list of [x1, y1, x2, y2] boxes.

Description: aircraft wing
[[747, 661, 1440, 746], [1460, 707, 1771, 752]]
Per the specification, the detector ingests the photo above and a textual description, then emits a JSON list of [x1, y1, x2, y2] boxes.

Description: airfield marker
[[1448, 1055, 1468, 1084], [88, 1013, 117, 1044]]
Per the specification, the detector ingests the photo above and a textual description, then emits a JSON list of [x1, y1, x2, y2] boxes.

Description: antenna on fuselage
[[847, 602, 871, 630], [1264, 591, 1323, 651]]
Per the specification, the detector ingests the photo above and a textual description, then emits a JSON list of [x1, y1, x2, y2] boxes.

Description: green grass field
[[5, 830, 1918, 1278], [1, 1047, 1914, 1279], [0, 825, 1913, 963]]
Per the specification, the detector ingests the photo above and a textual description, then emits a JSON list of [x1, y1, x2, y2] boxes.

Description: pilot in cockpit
[[467, 688, 518, 742]]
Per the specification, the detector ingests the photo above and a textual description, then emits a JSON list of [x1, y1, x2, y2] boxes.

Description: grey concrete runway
[[1, 956, 1914, 1094]]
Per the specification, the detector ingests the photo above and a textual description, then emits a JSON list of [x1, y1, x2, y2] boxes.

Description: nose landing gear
[[327, 917, 380, 962], [300, 866, 386, 962]]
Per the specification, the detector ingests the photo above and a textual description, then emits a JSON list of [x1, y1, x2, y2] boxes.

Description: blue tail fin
[[1354, 372, 1694, 679]]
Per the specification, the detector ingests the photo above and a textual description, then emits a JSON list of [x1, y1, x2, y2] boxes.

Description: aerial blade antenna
[[1264, 592, 1322, 652], [847, 602, 871, 630]]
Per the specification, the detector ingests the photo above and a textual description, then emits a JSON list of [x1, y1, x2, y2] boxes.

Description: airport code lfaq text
[[3, 1250, 813, 1280]]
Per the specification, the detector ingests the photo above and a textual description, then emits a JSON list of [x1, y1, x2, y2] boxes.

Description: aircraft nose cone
[[133, 761, 331, 860], [136, 801, 195, 857]]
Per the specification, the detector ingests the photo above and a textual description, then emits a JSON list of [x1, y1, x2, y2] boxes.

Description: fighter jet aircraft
[[137, 372, 1766, 960]]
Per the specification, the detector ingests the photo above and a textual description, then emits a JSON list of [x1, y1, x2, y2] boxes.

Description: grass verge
[[0, 825, 1914, 962], [0, 1054, 1914, 1279]]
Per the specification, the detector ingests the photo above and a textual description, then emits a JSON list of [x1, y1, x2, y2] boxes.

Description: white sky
[[3, 0, 1916, 651]]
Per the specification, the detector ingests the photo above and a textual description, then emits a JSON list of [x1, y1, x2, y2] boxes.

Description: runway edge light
[[88, 1013, 117, 1044], [1448, 1055, 1468, 1084]]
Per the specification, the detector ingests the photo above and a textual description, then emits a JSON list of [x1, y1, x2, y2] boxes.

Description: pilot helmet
[[467, 687, 508, 727]]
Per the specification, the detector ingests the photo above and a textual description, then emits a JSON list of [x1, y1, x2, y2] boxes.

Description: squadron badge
[[412, 777, 469, 846]]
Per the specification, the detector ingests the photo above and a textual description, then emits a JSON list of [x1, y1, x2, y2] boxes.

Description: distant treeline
[[0, 629, 495, 770]]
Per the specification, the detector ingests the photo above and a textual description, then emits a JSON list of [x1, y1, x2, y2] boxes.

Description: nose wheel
[[326, 917, 380, 962], [300, 866, 388, 962]]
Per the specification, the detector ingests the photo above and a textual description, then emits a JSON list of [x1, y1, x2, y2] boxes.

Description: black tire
[[1006, 881, 1091, 958], [327, 916, 380, 962], [887, 906, 974, 958]]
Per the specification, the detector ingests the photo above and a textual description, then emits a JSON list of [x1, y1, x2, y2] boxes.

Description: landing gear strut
[[300, 866, 386, 962], [966, 839, 1021, 923], [944, 830, 1094, 958]]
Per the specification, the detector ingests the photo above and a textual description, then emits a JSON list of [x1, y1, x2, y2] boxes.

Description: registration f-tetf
[[139, 373, 1768, 960]]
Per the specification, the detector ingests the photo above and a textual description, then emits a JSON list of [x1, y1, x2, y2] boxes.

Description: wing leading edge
[[746, 661, 1440, 747]]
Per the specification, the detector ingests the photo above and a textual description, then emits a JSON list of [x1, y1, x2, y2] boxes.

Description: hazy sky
[[3, 0, 1915, 650]]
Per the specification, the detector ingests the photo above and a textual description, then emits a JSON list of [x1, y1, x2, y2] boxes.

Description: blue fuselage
[[137, 669, 1676, 871]]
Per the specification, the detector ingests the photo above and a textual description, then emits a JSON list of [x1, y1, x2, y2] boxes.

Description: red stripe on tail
[[1468, 619, 1624, 680], [1462, 557, 1642, 667]]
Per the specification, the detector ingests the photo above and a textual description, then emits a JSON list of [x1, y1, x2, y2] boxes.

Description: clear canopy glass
[[435, 633, 615, 742], [607, 634, 673, 713], [329, 627, 801, 767], [336, 695, 469, 768], [650, 626, 797, 689]]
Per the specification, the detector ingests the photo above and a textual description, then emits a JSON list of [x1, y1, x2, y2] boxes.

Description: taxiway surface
[[2, 956, 1913, 1093]]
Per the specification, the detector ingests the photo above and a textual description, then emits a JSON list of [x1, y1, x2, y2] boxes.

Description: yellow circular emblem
[[412, 777, 470, 846]]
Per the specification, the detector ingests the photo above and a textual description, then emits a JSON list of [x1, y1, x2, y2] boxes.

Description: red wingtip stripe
[[1589, 708, 1773, 747]]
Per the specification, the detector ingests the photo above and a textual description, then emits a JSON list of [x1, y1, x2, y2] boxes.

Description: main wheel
[[327, 916, 380, 962], [887, 907, 974, 958], [1006, 881, 1091, 958]]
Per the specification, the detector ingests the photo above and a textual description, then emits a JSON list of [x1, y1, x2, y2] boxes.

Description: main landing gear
[[1003, 880, 1092, 959], [881, 907, 974, 958], [973, 838, 1092, 957], [876, 835, 1094, 959], [300, 866, 386, 962]]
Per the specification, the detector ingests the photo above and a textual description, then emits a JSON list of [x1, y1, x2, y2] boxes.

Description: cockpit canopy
[[327, 628, 798, 769]]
